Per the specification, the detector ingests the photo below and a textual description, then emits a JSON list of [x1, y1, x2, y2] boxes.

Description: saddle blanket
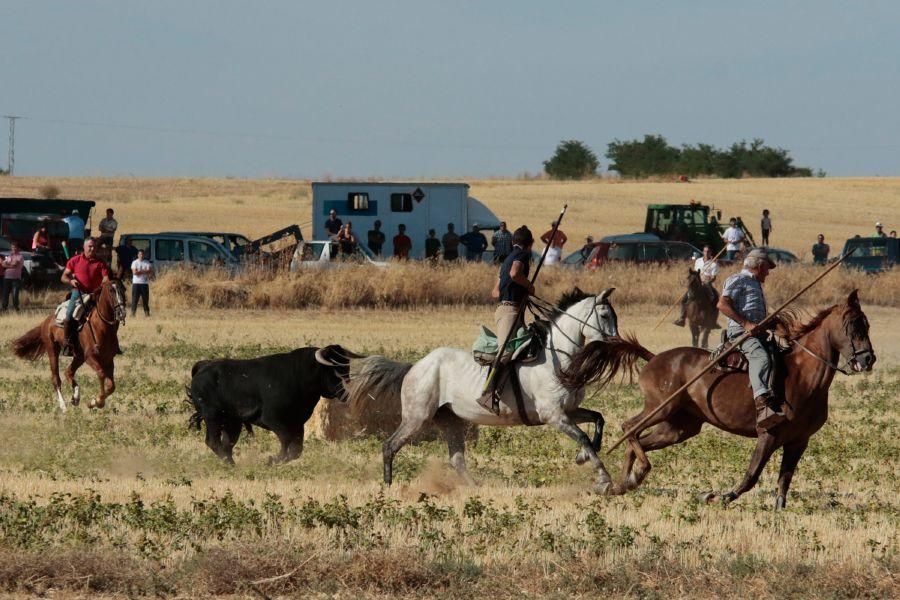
[[53, 293, 93, 328]]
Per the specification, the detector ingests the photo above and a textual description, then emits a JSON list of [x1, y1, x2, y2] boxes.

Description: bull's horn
[[334, 346, 366, 360], [315, 348, 338, 366], [599, 287, 616, 301]]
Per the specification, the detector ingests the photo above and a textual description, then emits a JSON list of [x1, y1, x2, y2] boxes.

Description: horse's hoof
[[775, 495, 786, 511], [575, 448, 589, 465], [593, 481, 612, 495], [699, 491, 716, 504], [721, 491, 738, 506]]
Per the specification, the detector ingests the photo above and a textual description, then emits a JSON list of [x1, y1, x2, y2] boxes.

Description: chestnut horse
[[683, 268, 719, 349], [12, 280, 127, 411], [560, 290, 876, 509]]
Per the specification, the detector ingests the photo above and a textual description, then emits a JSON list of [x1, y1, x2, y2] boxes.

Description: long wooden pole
[[607, 251, 852, 454], [652, 245, 727, 331], [482, 204, 568, 393]]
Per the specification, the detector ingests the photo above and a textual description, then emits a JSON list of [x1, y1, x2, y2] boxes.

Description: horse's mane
[[557, 333, 654, 391], [557, 287, 591, 311], [771, 305, 838, 341]]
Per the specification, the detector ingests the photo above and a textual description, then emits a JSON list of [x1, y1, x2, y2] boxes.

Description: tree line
[[544, 136, 816, 180]]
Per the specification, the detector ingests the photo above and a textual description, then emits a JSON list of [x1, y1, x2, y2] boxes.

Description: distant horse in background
[[560, 290, 876, 510], [348, 287, 621, 493], [12, 280, 127, 411], [683, 268, 719, 348]]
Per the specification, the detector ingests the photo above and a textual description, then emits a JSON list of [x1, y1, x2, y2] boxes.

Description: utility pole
[[3, 115, 20, 175]]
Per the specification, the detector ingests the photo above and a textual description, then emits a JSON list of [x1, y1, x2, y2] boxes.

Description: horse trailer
[[311, 182, 501, 258]]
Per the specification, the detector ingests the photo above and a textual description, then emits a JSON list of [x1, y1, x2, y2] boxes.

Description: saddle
[[53, 292, 94, 329], [472, 320, 548, 366], [708, 330, 789, 374]]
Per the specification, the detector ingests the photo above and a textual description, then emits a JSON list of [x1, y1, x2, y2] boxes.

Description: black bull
[[186, 345, 362, 464]]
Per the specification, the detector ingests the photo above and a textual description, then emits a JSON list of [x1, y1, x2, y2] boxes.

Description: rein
[[93, 283, 126, 326], [529, 295, 607, 338], [790, 341, 851, 376]]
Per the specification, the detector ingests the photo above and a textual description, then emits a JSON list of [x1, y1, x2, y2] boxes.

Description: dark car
[[842, 236, 898, 272], [564, 239, 701, 268]]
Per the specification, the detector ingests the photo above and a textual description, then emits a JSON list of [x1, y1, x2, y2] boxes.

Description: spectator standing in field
[[460, 224, 488, 262], [115, 238, 139, 279], [324, 209, 343, 239], [393, 224, 412, 260], [811, 234, 830, 265], [367, 220, 385, 256], [98, 208, 118, 248], [890, 230, 897, 239], [722, 218, 746, 261], [63, 209, 85, 255], [130, 249, 153, 317], [760, 209, 772, 246], [424, 229, 441, 261], [540, 221, 568, 266], [1, 241, 24, 312], [442, 223, 461, 262], [491, 221, 512, 264], [875, 222, 887, 238], [32, 226, 51, 253]]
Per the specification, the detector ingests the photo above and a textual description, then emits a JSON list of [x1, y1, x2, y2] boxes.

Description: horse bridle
[[94, 281, 127, 326], [790, 316, 871, 375], [529, 295, 614, 350]]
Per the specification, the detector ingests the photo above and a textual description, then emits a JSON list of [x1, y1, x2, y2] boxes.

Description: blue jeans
[[1, 279, 20, 311], [726, 250, 738, 261], [729, 327, 773, 398], [65, 289, 84, 321]]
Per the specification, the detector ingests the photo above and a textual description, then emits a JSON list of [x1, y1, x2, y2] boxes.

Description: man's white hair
[[744, 256, 764, 269]]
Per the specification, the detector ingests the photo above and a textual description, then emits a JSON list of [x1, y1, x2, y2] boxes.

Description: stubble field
[[0, 176, 898, 598]]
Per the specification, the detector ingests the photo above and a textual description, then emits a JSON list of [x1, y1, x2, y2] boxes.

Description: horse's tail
[[344, 356, 413, 421], [558, 334, 654, 390], [12, 325, 46, 361]]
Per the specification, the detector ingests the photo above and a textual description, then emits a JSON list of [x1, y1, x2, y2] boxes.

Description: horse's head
[[833, 290, 876, 372], [686, 267, 702, 288], [101, 279, 128, 325], [557, 286, 618, 344]]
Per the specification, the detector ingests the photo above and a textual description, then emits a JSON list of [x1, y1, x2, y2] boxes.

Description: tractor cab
[[644, 202, 749, 253]]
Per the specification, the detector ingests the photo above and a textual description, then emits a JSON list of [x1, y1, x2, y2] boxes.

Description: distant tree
[[543, 140, 600, 180], [676, 143, 720, 177], [40, 184, 61, 199], [606, 134, 679, 178]]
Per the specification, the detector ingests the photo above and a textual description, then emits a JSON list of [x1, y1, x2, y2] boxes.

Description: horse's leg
[[690, 323, 699, 348], [65, 355, 85, 406], [706, 431, 780, 505], [700, 327, 710, 350], [553, 416, 612, 494], [87, 360, 115, 409], [46, 340, 67, 412], [627, 414, 703, 491], [775, 439, 809, 510], [567, 407, 605, 464], [383, 370, 440, 486], [433, 408, 476, 485]]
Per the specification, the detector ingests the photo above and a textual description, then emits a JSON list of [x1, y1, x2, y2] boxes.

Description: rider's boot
[[62, 319, 77, 357], [755, 394, 785, 431]]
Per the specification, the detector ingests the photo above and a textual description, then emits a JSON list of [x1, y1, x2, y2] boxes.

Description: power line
[[2, 116, 20, 175]]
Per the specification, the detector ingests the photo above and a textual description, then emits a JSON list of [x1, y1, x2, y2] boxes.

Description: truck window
[[189, 240, 222, 265], [391, 193, 413, 212], [129, 238, 151, 254], [156, 239, 184, 261], [348, 193, 370, 211]]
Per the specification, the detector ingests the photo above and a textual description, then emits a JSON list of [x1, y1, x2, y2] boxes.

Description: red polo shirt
[[66, 254, 110, 292]]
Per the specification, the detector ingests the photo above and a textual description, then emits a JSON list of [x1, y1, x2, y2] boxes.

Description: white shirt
[[761, 216, 772, 231], [131, 259, 152, 284], [694, 256, 719, 279], [723, 226, 745, 251]]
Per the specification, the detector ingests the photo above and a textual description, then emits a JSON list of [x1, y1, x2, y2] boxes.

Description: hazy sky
[[2, 1, 899, 178]]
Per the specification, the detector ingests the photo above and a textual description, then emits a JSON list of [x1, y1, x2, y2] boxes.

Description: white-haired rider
[[717, 248, 784, 431]]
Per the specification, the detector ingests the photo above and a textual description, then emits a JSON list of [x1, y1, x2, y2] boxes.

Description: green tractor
[[643, 202, 755, 254]]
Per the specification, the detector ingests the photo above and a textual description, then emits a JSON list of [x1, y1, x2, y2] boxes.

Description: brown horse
[[560, 290, 876, 509], [683, 268, 719, 348], [13, 280, 127, 411]]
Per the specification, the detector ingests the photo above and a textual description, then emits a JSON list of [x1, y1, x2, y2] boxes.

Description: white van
[[121, 233, 240, 273]]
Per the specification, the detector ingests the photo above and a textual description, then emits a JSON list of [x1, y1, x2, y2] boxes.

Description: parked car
[[0, 234, 63, 286], [764, 247, 799, 265], [563, 239, 701, 268], [160, 231, 252, 258], [290, 240, 387, 270], [120, 233, 240, 273], [841, 236, 898, 272]]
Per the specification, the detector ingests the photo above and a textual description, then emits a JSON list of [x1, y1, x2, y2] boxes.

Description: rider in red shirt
[[60, 238, 110, 353]]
